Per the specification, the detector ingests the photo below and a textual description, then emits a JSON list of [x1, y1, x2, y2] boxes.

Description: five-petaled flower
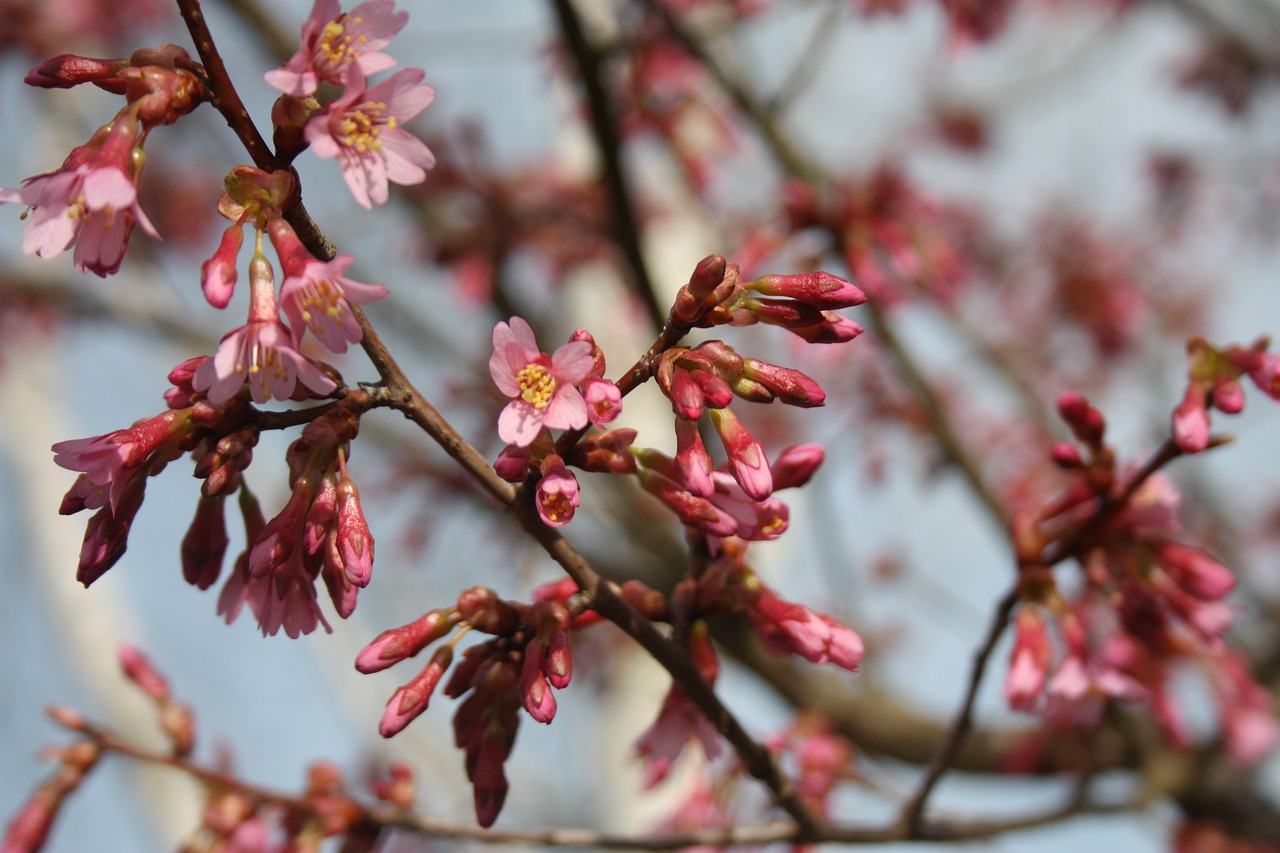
[[304, 65, 436, 209], [489, 316, 594, 447], [265, 0, 409, 97]]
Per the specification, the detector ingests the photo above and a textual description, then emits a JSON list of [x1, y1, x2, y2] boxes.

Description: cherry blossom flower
[[535, 456, 580, 527], [304, 65, 436, 209], [265, 0, 408, 97], [193, 237, 337, 404], [270, 219, 388, 353], [489, 316, 593, 447], [0, 110, 158, 276]]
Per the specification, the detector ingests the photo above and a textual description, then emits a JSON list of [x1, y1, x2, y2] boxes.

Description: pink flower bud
[[201, 224, 243, 309], [77, 478, 146, 587], [1057, 391, 1106, 448], [687, 254, 728, 300], [544, 629, 572, 690], [493, 444, 532, 482], [746, 271, 867, 309], [1049, 442, 1083, 469], [771, 444, 825, 490], [582, 378, 622, 425], [742, 358, 826, 407], [335, 475, 374, 587], [668, 369, 705, 421], [380, 646, 453, 738], [1157, 543, 1236, 600], [24, 54, 130, 89], [564, 428, 637, 474], [181, 494, 228, 590], [690, 369, 735, 409], [636, 467, 739, 537], [519, 641, 557, 724], [569, 328, 607, 377], [674, 418, 715, 497], [2, 788, 60, 853], [1212, 376, 1245, 414], [1172, 384, 1211, 453], [118, 644, 170, 702], [708, 408, 772, 500], [355, 608, 459, 674]]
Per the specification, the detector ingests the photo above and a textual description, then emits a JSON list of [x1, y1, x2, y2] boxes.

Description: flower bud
[[564, 428, 637, 474], [355, 608, 459, 674], [746, 271, 866, 310], [771, 444, 825, 490], [379, 646, 453, 738]]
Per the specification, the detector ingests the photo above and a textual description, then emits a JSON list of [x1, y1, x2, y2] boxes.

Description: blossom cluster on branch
[[4, 0, 1280, 850]]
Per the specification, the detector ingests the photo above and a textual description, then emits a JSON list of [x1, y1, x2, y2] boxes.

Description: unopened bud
[[355, 608, 458, 674], [379, 646, 453, 738], [24, 54, 129, 90], [746, 271, 866, 310], [119, 644, 170, 702]]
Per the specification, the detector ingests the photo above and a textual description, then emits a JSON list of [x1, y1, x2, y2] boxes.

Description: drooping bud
[[201, 224, 244, 309], [379, 646, 453, 738], [355, 608, 460, 674], [771, 444, 825, 490], [118, 644, 170, 702], [708, 408, 772, 500], [181, 494, 228, 589]]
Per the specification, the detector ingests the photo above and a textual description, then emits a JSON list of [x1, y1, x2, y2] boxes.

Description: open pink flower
[[0, 110, 158, 276], [193, 238, 337, 404], [489, 317, 593, 447], [265, 0, 408, 96], [304, 65, 436, 209], [271, 219, 388, 353]]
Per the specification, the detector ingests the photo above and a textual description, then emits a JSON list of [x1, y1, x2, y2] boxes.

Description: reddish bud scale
[[457, 587, 522, 635], [565, 428, 638, 474]]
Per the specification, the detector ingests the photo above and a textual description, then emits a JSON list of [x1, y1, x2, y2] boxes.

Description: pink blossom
[[0, 111, 158, 276], [193, 243, 337, 404], [749, 589, 863, 672], [1043, 654, 1145, 726], [582, 377, 622, 425], [535, 457, 580, 527], [53, 409, 192, 513], [270, 218, 388, 353], [1004, 608, 1052, 712], [266, 0, 408, 97], [489, 316, 594, 447], [304, 66, 436, 209], [634, 684, 724, 788]]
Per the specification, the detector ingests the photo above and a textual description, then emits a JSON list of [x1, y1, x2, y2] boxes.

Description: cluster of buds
[[489, 319, 622, 527], [217, 406, 375, 638], [1, 45, 209, 276], [355, 583, 577, 827], [195, 167, 387, 406], [1172, 335, 1280, 453], [633, 442, 823, 544], [670, 254, 866, 344], [1001, 391, 1277, 760], [265, 0, 435, 208]]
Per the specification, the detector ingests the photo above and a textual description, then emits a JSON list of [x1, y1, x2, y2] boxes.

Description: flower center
[[338, 103, 394, 153], [319, 15, 369, 65], [517, 364, 556, 409], [540, 492, 573, 523]]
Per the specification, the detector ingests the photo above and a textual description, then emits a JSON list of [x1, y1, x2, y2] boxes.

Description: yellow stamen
[[517, 364, 556, 409]]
